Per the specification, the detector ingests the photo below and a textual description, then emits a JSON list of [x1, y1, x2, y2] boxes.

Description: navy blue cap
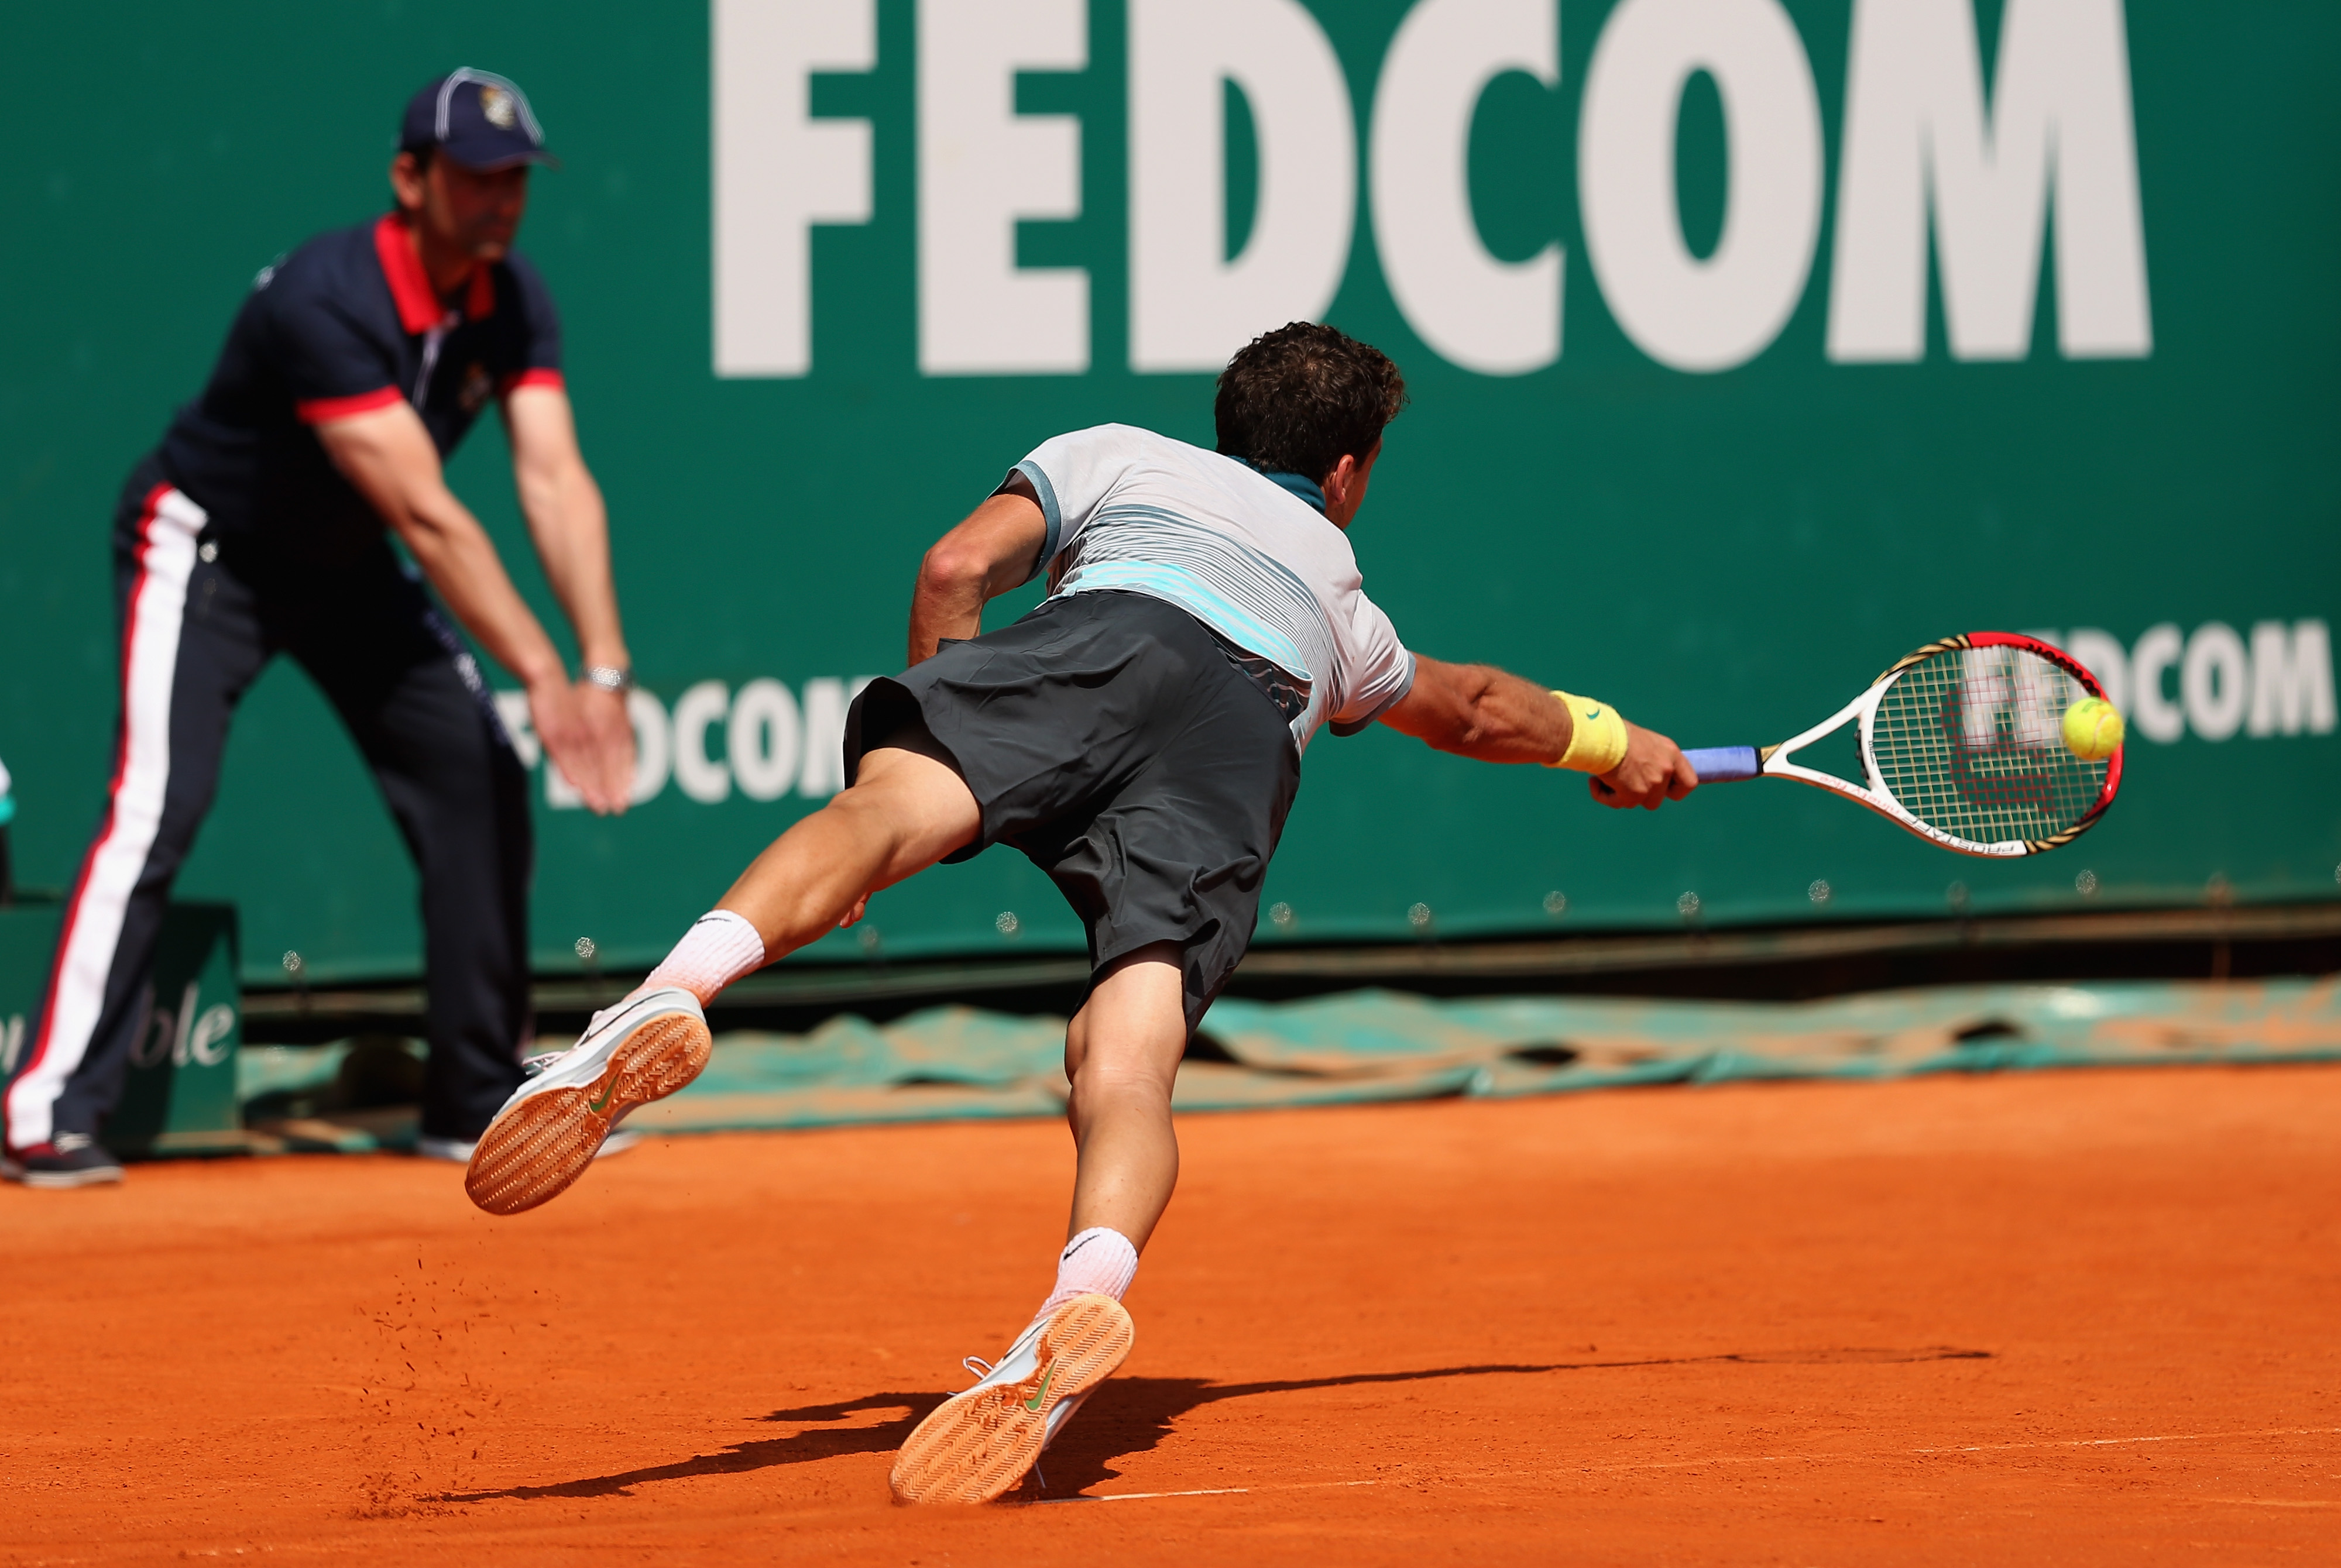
[[400, 69, 555, 171]]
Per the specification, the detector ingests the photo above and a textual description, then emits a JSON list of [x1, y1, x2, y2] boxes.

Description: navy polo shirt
[[159, 214, 563, 569]]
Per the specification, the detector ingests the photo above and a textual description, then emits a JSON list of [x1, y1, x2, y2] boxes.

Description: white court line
[[1039, 1478, 1381, 1505], [1915, 1426, 2341, 1457], [1599, 1424, 2341, 1474], [1044, 1427, 2341, 1504]]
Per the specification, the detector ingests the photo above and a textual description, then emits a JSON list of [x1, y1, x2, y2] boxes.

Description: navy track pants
[[5, 455, 533, 1149]]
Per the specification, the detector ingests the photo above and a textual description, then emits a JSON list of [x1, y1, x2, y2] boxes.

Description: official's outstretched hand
[[1590, 723, 1699, 811], [533, 679, 636, 816]]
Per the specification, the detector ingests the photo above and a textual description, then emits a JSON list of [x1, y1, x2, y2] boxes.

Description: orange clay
[[3, 1064, 2337, 1563]]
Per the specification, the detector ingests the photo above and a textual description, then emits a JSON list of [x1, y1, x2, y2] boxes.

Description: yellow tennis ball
[[2062, 696, 2124, 761]]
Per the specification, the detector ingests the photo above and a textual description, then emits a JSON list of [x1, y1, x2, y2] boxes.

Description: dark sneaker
[[2, 1132, 125, 1189]]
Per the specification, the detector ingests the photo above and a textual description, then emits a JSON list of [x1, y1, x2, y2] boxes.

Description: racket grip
[[1683, 745, 1762, 783]]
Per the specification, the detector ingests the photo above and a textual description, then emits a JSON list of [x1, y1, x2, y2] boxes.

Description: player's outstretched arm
[[1381, 655, 1697, 810], [314, 400, 631, 814], [906, 492, 1050, 664]]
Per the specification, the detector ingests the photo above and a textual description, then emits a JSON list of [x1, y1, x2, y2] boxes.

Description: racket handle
[[1683, 745, 1762, 783]]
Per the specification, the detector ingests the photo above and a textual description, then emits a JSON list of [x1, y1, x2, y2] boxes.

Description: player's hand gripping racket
[[1681, 633, 2123, 857]]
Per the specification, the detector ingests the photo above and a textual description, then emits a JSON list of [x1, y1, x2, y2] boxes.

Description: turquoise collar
[[1237, 458, 1326, 514]]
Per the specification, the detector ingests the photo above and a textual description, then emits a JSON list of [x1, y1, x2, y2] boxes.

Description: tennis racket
[[1680, 633, 2122, 857]]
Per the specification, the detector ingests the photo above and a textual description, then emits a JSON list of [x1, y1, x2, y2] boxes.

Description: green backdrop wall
[[1, 0, 2335, 985]]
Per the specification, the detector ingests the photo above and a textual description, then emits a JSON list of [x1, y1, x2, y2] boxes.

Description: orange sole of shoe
[[464, 1012, 711, 1216], [888, 1294, 1135, 1505]]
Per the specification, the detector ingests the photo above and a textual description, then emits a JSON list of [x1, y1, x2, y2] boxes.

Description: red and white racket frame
[[1690, 632, 2124, 859]]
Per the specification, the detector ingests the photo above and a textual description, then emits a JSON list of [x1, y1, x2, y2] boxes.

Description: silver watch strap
[[583, 665, 636, 693]]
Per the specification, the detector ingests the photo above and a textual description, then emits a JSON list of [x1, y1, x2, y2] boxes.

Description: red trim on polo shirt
[[372, 214, 496, 332], [498, 367, 565, 396], [373, 215, 444, 334], [296, 386, 404, 424], [465, 262, 496, 321]]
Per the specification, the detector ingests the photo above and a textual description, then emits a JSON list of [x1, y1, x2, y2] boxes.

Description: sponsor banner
[[0, 1, 2335, 981], [0, 903, 242, 1150]]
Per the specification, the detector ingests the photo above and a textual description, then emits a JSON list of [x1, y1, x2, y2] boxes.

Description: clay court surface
[[5, 1065, 2338, 1564]]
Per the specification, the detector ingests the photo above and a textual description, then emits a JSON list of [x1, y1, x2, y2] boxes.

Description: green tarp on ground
[[238, 978, 2341, 1150]]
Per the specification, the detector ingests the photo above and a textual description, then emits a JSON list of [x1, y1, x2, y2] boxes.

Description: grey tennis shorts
[[843, 590, 1302, 1032]]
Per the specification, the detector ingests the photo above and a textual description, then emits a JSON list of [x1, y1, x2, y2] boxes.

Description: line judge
[[4, 70, 636, 1187]]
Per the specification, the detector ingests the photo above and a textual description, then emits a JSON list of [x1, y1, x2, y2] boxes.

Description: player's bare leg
[[710, 746, 981, 960], [465, 748, 979, 1214], [888, 947, 1179, 1503], [1061, 944, 1188, 1249]]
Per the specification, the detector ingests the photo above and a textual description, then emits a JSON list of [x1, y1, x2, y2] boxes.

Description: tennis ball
[[2061, 696, 2124, 761]]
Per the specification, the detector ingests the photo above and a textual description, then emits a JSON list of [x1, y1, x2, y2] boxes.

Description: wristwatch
[[583, 664, 636, 693]]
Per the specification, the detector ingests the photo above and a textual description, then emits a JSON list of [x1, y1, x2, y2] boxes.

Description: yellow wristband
[[1548, 691, 1628, 774]]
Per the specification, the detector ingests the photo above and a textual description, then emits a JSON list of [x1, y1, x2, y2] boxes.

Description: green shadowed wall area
[[0, 1, 2333, 987]]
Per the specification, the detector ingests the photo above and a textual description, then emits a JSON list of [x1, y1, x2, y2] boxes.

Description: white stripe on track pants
[[5, 455, 536, 1150]]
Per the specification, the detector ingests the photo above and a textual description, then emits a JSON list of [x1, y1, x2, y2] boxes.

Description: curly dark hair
[[1214, 322, 1408, 486]]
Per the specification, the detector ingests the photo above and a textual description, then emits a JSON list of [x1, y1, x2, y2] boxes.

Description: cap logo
[[432, 68, 545, 147]]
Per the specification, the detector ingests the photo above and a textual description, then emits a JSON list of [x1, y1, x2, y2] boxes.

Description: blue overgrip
[[1683, 745, 1762, 783]]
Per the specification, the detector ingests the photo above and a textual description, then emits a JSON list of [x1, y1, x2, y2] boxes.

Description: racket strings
[[1869, 648, 2108, 844]]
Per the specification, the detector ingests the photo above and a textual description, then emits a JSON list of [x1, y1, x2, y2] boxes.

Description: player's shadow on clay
[[1025, 1347, 1986, 1498], [435, 1347, 1982, 1505], [435, 1390, 941, 1502]]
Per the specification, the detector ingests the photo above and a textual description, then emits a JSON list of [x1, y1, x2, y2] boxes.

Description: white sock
[[1032, 1227, 1139, 1326], [634, 909, 768, 1006]]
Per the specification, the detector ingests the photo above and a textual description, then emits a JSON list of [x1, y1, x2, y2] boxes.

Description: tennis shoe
[[1, 1132, 124, 1189], [888, 1293, 1132, 1505], [464, 988, 708, 1216]]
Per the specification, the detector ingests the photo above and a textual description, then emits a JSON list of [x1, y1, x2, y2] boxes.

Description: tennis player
[[465, 322, 1697, 1501]]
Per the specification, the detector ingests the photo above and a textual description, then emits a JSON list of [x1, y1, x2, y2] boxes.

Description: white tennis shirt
[[1015, 424, 1416, 750]]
